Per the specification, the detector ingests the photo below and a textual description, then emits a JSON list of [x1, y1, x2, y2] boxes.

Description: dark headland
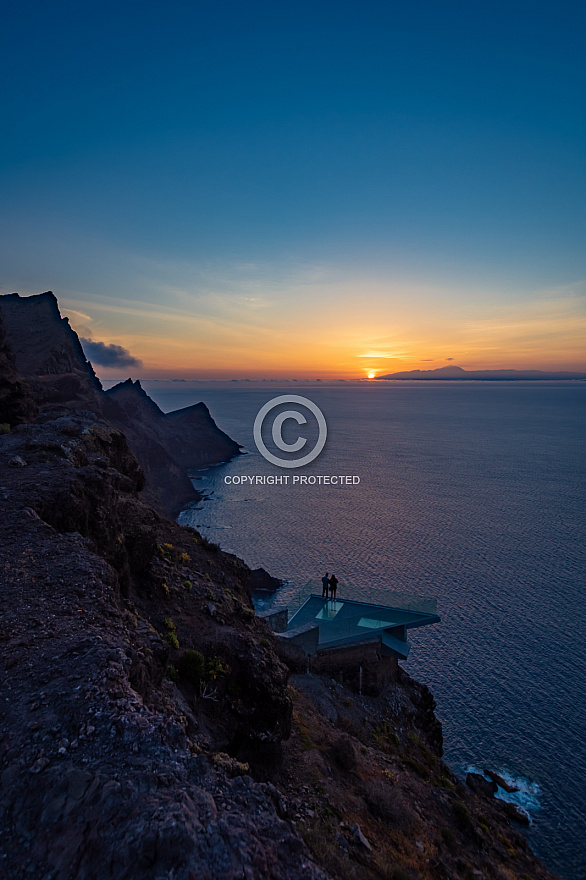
[[0, 293, 560, 880], [377, 365, 586, 380]]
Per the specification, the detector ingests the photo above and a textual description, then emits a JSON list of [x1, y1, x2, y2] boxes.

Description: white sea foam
[[465, 764, 541, 821]]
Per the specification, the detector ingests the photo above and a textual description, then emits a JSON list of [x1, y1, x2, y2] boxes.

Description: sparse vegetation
[[177, 649, 205, 685], [178, 551, 190, 564], [331, 734, 357, 771], [382, 768, 398, 784], [183, 579, 192, 590], [453, 800, 473, 831], [163, 617, 175, 631], [158, 543, 173, 560], [390, 869, 411, 880], [165, 665, 179, 682], [296, 714, 315, 750], [364, 782, 416, 830], [164, 631, 179, 649], [206, 656, 231, 679], [441, 827, 456, 849], [402, 756, 429, 778], [434, 774, 455, 791], [0, 423, 11, 435], [373, 721, 400, 750]]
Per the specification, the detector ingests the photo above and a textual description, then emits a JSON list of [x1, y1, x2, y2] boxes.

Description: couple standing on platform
[[321, 572, 338, 600]]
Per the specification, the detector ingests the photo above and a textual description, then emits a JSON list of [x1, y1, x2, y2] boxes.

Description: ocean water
[[146, 381, 586, 880]]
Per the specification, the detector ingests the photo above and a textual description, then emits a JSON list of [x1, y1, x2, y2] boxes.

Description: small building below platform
[[262, 594, 440, 695]]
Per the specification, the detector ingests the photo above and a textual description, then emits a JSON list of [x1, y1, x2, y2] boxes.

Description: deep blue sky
[[1, 1, 585, 376]]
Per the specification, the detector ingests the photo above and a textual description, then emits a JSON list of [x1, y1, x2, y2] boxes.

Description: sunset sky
[[1, 1, 585, 378]]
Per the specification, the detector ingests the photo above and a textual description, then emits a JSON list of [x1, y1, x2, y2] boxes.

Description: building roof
[[286, 594, 440, 656]]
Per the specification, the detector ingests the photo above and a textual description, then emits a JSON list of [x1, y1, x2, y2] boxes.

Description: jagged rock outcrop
[[0, 292, 102, 408], [249, 567, 284, 592], [0, 293, 240, 516], [104, 379, 240, 515]]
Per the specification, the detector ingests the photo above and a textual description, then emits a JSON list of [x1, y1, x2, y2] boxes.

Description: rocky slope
[[0, 308, 38, 427], [0, 293, 559, 880]]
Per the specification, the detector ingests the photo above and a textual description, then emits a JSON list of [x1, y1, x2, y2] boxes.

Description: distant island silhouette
[[376, 365, 586, 381]]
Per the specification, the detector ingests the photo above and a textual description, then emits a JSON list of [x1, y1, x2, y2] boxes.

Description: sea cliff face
[[0, 293, 559, 880], [103, 378, 240, 515]]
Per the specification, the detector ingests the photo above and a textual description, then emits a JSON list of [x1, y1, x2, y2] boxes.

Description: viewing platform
[[258, 588, 440, 695]]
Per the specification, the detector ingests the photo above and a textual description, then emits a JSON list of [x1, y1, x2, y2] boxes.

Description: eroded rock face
[[0, 292, 102, 407], [0, 309, 37, 426]]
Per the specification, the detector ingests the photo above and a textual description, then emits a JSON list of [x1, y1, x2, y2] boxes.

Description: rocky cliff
[[0, 293, 559, 880], [0, 293, 240, 516], [0, 308, 38, 427], [103, 378, 240, 515], [0, 292, 102, 408]]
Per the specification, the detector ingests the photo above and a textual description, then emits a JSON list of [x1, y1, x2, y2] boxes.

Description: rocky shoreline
[[0, 292, 560, 879]]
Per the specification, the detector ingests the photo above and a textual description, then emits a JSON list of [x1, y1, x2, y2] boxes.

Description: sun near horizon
[[56, 278, 586, 382]]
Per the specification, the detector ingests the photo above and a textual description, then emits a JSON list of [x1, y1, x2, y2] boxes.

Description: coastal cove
[[147, 380, 586, 880]]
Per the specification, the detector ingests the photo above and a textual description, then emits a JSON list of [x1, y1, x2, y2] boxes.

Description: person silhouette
[[329, 574, 338, 600], [321, 572, 330, 599]]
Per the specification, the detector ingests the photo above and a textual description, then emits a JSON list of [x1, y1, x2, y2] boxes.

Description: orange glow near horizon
[[60, 276, 586, 380]]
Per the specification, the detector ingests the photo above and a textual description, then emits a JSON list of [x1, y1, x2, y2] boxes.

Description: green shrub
[[165, 632, 179, 649], [434, 774, 455, 791], [178, 649, 205, 685], [441, 827, 456, 849], [453, 800, 473, 831], [0, 423, 10, 435], [165, 665, 179, 682], [364, 783, 416, 830], [207, 656, 231, 679], [331, 735, 357, 771], [402, 756, 429, 778], [373, 721, 399, 750], [163, 617, 175, 631], [183, 579, 193, 590]]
